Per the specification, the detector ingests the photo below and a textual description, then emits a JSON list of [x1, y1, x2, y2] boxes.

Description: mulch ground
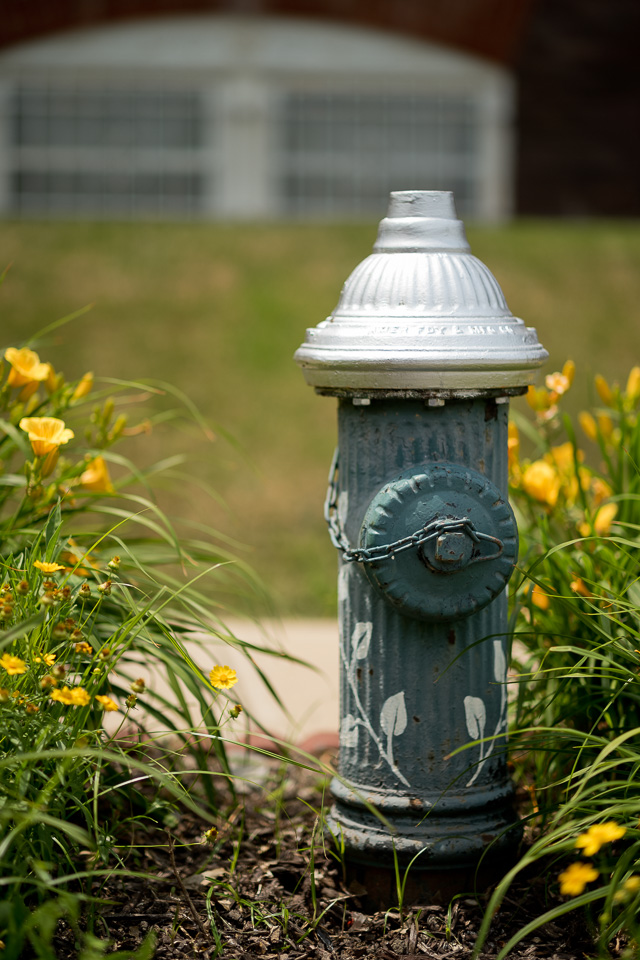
[[52, 749, 621, 960]]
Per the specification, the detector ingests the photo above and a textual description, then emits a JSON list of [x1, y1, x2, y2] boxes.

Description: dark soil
[[52, 750, 617, 960]]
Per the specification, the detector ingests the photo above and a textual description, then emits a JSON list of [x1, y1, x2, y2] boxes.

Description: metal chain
[[324, 448, 504, 565]]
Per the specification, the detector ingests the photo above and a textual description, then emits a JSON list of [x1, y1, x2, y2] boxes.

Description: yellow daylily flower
[[559, 862, 599, 896], [593, 503, 618, 536], [570, 578, 591, 598], [545, 442, 582, 477], [526, 385, 553, 412], [80, 456, 114, 494], [209, 665, 238, 690], [531, 584, 550, 611], [4, 347, 50, 389], [0, 652, 27, 675], [575, 821, 626, 856], [591, 477, 612, 507], [521, 460, 561, 508], [19, 417, 74, 457]]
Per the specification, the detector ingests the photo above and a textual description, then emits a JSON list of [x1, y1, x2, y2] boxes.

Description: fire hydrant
[[295, 191, 547, 903]]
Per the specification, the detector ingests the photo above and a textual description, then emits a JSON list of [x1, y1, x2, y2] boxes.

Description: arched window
[[0, 16, 514, 219]]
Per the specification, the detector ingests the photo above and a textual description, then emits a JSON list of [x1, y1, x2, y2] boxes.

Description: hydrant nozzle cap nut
[[294, 190, 548, 391]]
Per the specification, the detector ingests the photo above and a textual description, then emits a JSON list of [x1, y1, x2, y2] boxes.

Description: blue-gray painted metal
[[326, 397, 519, 870], [360, 460, 518, 622]]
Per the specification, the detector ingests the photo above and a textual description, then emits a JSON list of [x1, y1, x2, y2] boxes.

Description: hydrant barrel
[[295, 191, 547, 904]]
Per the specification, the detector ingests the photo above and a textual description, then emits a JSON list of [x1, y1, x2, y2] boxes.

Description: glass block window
[[278, 93, 479, 217], [8, 86, 205, 216]]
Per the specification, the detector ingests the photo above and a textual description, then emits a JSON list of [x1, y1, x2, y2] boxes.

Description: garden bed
[[54, 750, 609, 960]]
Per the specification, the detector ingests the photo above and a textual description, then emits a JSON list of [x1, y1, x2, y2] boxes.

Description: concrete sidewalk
[[118, 618, 341, 748], [226, 617, 340, 747]]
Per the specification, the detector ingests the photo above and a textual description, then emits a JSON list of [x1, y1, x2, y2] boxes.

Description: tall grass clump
[[475, 362, 640, 958], [0, 305, 281, 956]]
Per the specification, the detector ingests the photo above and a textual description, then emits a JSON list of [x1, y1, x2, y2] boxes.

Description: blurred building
[[0, 0, 637, 220]]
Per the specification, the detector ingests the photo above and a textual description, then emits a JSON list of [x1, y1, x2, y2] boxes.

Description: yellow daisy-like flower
[[33, 560, 66, 574], [80, 456, 114, 494], [521, 460, 561, 508], [51, 685, 90, 706], [95, 694, 119, 711], [558, 862, 599, 896], [4, 347, 51, 388], [575, 821, 626, 856], [19, 417, 74, 457], [74, 641, 94, 656], [34, 653, 57, 666], [51, 686, 76, 705], [71, 687, 90, 706], [0, 652, 27, 675], [209, 665, 238, 690]]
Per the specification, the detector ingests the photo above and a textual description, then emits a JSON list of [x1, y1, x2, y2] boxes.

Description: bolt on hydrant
[[295, 191, 548, 904]]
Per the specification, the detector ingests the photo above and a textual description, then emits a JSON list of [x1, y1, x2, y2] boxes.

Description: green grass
[[1, 218, 639, 616]]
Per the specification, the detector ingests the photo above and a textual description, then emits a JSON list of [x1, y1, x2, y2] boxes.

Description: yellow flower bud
[[626, 366, 640, 403], [562, 359, 576, 386], [72, 372, 93, 401], [594, 502, 617, 536], [579, 411, 598, 442], [597, 414, 614, 440], [570, 578, 591, 598], [594, 374, 613, 407]]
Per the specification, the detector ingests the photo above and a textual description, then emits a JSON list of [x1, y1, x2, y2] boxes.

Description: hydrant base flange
[[327, 778, 520, 870]]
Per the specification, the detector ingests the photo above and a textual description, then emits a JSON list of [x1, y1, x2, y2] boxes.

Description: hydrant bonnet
[[295, 190, 548, 392]]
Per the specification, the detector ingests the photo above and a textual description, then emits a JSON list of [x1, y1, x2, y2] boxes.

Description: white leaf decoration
[[380, 692, 407, 738], [340, 714, 359, 748], [464, 695, 486, 741], [493, 640, 507, 684], [351, 622, 372, 660], [338, 565, 349, 608]]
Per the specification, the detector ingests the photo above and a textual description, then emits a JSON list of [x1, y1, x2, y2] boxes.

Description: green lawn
[[1, 219, 639, 616]]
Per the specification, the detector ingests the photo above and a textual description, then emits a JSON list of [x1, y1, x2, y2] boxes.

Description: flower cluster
[[558, 822, 628, 898], [0, 345, 129, 509]]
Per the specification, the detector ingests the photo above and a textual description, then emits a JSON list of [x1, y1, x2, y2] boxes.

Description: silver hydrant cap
[[294, 190, 548, 392]]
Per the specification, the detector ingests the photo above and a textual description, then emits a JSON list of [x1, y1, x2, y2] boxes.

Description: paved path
[[112, 619, 340, 749]]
